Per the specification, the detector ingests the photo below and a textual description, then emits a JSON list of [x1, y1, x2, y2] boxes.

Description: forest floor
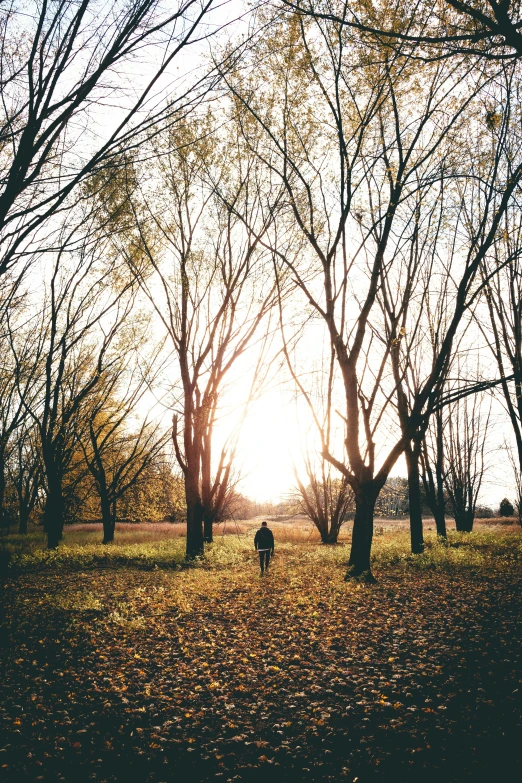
[[1, 526, 522, 782]]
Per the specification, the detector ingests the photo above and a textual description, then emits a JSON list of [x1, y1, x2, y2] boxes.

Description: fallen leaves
[[0, 530, 522, 781]]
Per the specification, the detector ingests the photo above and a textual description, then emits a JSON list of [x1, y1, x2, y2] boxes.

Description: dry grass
[[2, 516, 520, 572], [65, 520, 328, 545], [217, 518, 326, 543], [68, 521, 188, 542], [476, 516, 520, 526]]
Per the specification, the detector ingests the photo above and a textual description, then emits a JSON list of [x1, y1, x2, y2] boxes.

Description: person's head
[[262, 520, 268, 527]]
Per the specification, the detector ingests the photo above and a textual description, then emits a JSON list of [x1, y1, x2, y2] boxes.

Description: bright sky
[[233, 386, 302, 503], [208, 309, 518, 508], [223, 385, 515, 508]]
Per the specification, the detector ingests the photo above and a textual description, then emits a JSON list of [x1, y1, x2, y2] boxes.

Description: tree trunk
[[420, 418, 447, 538], [317, 519, 328, 543], [18, 506, 29, 535], [102, 520, 115, 544], [44, 484, 64, 549], [406, 442, 424, 554], [186, 475, 204, 558], [0, 453, 5, 531], [346, 487, 376, 582], [464, 508, 474, 532], [434, 504, 447, 537], [434, 416, 447, 537], [203, 509, 214, 544], [17, 467, 39, 535], [101, 492, 115, 544], [454, 509, 473, 532], [324, 527, 339, 544]]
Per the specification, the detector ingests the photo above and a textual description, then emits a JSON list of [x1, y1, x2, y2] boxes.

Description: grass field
[[1, 522, 522, 782]]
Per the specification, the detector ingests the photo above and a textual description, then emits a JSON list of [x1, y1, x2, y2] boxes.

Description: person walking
[[254, 520, 274, 575]]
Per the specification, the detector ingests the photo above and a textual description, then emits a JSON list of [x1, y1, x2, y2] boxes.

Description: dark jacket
[[254, 527, 274, 551]]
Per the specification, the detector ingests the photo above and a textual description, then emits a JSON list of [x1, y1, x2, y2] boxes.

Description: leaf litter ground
[[1, 530, 522, 782]]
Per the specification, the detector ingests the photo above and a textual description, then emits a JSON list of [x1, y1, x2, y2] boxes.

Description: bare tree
[[117, 116, 279, 557], [477, 205, 522, 489], [377, 182, 442, 552], [504, 442, 522, 524], [15, 230, 136, 548], [225, 8, 522, 580], [276, 279, 352, 544], [376, 181, 476, 549], [0, 0, 221, 278], [295, 460, 353, 543], [444, 390, 491, 532]]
